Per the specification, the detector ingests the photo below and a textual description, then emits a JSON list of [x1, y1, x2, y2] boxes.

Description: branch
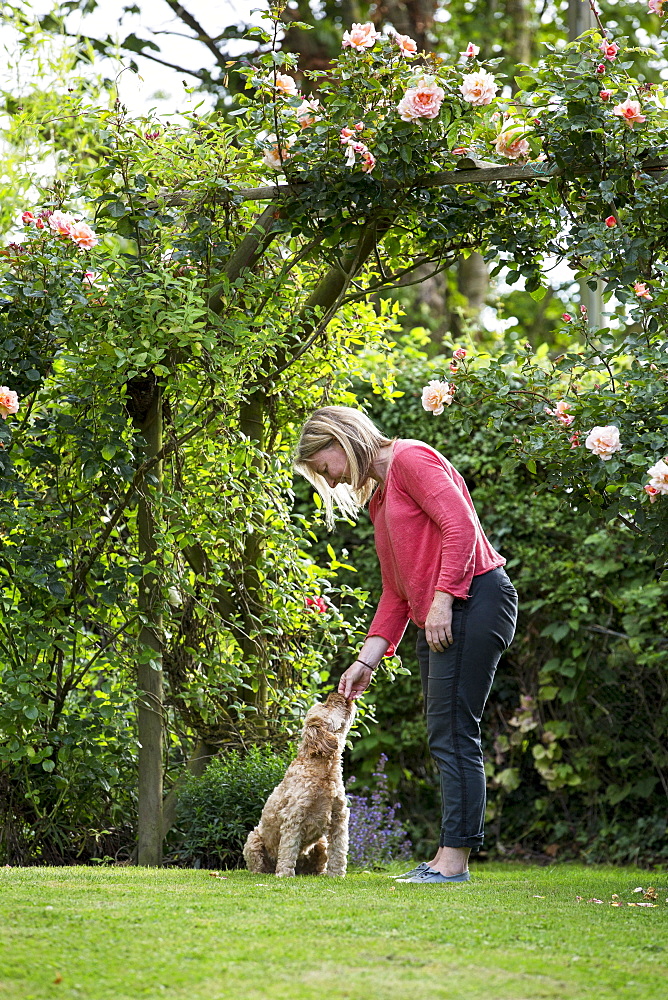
[[127, 48, 210, 81], [155, 155, 668, 206], [161, 0, 228, 70], [208, 203, 282, 314]]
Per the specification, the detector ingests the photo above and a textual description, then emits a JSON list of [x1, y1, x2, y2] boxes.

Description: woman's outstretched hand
[[425, 591, 455, 652], [338, 662, 374, 700]]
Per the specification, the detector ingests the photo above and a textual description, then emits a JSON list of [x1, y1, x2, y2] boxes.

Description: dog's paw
[[325, 870, 346, 877], [275, 871, 295, 878]]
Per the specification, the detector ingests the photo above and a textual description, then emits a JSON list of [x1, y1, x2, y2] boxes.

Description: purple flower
[[346, 754, 412, 868]]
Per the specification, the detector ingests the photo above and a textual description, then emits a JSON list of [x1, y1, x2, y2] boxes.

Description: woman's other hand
[[425, 591, 455, 652], [338, 662, 374, 700]]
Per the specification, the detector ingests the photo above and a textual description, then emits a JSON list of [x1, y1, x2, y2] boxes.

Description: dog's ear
[[303, 721, 339, 758]]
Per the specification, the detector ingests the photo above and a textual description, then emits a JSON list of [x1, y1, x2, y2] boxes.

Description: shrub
[[346, 755, 412, 869], [171, 745, 295, 869]]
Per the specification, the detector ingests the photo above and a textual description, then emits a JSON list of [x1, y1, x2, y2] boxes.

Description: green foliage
[[303, 331, 668, 864], [1, 3, 667, 866], [171, 745, 295, 869]]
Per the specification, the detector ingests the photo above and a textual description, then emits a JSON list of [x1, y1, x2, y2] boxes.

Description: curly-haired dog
[[243, 692, 356, 877]]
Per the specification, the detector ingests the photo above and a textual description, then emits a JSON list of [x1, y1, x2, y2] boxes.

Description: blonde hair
[[294, 406, 392, 528]]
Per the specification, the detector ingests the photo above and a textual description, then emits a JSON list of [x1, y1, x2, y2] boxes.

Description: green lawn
[[1, 863, 666, 1000]]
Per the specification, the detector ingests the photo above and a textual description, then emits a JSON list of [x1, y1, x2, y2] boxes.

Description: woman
[[295, 405, 517, 884]]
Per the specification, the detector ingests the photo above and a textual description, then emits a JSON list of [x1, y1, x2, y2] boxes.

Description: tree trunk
[[136, 385, 164, 867], [458, 251, 489, 314]]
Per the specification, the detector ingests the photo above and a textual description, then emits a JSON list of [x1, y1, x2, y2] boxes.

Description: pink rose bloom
[[600, 90, 611, 101], [48, 210, 76, 236], [584, 425, 622, 460], [305, 596, 328, 613], [545, 400, 574, 427], [613, 99, 646, 127], [453, 348, 467, 359], [421, 380, 454, 416], [460, 69, 498, 106], [569, 431, 581, 449], [342, 22, 380, 51], [633, 281, 652, 300], [646, 458, 668, 495], [562, 313, 572, 322], [0, 387, 19, 420], [340, 127, 354, 141], [596, 63, 606, 74], [395, 33, 417, 58], [69, 221, 99, 250], [22, 211, 35, 225], [645, 484, 659, 502], [605, 215, 617, 227], [556, 404, 574, 427], [461, 42, 480, 58], [361, 149, 376, 173], [275, 74, 298, 96], [452, 146, 469, 155], [295, 98, 320, 128], [354, 122, 364, 130], [397, 79, 445, 121], [494, 124, 530, 160], [600, 40, 619, 61], [648, 0, 664, 13]]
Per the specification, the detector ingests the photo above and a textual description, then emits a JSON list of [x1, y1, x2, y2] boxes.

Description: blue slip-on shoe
[[396, 867, 471, 884], [390, 861, 431, 879]]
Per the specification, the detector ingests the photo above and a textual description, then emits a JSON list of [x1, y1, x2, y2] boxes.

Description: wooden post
[[136, 385, 164, 867]]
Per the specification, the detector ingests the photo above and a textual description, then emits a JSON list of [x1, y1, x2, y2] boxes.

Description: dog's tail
[[303, 721, 339, 758]]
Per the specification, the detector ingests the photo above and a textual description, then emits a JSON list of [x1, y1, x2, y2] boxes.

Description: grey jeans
[[417, 567, 518, 851]]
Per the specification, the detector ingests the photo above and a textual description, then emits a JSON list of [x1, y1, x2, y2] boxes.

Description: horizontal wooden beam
[[157, 155, 668, 206]]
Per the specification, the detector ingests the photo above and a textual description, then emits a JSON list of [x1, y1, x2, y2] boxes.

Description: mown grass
[[1, 862, 666, 1000]]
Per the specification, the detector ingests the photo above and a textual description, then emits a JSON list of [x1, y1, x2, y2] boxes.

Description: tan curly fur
[[243, 692, 356, 877]]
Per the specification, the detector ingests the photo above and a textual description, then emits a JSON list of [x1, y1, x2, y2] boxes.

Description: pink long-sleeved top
[[366, 439, 505, 655]]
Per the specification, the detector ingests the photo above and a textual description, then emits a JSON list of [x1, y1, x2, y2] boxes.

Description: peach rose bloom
[[342, 22, 380, 51], [395, 33, 417, 58], [584, 425, 622, 460], [295, 99, 320, 128], [646, 458, 668, 495], [494, 124, 530, 160], [262, 137, 294, 170], [612, 99, 646, 127], [397, 79, 445, 121], [48, 210, 75, 236], [69, 221, 99, 249], [421, 380, 454, 415], [275, 74, 298, 96], [460, 69, 498, 106], [0, 387, 19, 419]]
